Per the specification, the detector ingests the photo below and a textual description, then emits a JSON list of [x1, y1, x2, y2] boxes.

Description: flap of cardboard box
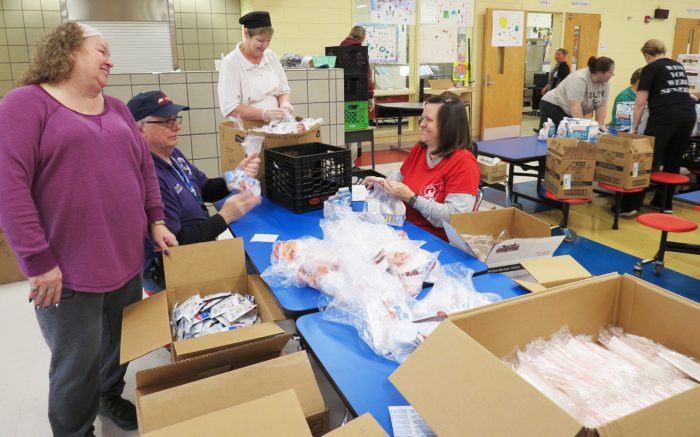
[[172, 322, 285, 361], [121, 291, 172, 364], [547, 137, 597, 160], [389, 321, 582, 437], [248, 275, 286, 321], [519, 255, 591, 289], [427, 78, 455, 89], [164, 238, 246, 289], [135, 333, 291, 395], [137, 351, 326, 434], [142, 389, 312, 437], [324, 413, 389, 437]]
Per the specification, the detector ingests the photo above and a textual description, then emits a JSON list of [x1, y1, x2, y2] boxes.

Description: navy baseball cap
[[127, 91, 189, 121]]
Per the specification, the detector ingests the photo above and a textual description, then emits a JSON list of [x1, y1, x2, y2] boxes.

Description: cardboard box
[[325, 413, 389, 437], [390, 273, 700, 437], [512, 255, 592, 293], [137, 351, 329, 436], [142, 389, 312, 437], [218, 120, 322, 183], [0, 228, 25, 285], [595, 133, 654, 189], [424, 79, 472, 105], [444, 208, 564, 276], [478, 160, 507, 184], [121, 238, 291, 364], [545, 137, 596, 199]]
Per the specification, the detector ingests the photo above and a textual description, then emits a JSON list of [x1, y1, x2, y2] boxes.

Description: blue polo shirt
[[144, 148, 210, 270]]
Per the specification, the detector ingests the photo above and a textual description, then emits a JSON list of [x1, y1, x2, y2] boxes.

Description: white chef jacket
[[217, 42, 291, 118]]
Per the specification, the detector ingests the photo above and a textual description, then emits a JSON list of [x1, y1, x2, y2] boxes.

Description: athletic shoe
[[610, 205, 638, 217], [98, 395, 137, 431]]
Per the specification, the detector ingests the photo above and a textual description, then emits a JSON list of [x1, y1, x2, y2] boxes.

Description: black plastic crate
[[351, 168, 384, 185], [343, 73, 369, 102], [265, 142, 352, 213], [325, 45, 368, 75]]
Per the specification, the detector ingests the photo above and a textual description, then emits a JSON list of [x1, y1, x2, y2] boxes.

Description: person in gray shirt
[[539, 56, 615, 132]]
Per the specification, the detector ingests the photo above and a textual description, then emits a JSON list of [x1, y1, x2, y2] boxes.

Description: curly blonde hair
[[18, 22, 85, 86]]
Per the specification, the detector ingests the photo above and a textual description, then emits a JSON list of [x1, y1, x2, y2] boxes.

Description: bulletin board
[[420, 25, 458, 63], [362, 24, 400, 64], [370, 0, 416, 25], [421, 0, 474, 27]]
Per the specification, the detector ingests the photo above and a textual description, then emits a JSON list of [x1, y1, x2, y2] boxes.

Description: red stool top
[[544, 191, 591, 204], [597, 183, 644, 194], [636, 213, 698, 233], [650, 172, 690, 185], [694, 205, 700, 212]]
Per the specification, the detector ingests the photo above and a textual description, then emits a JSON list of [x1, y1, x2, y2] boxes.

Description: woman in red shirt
[[366, 95, 479, 240]]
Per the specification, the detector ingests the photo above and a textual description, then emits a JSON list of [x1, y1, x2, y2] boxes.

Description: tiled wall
[[172, 0, 242, 71], [103, 68, 345, 178], [0, 0, 62, 97]]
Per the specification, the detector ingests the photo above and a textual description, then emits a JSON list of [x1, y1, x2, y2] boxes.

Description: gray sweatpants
[[35, 273, 143, 437]]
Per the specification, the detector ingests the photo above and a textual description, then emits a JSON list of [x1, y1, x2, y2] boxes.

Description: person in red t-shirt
[[365, 95, 480, 240]]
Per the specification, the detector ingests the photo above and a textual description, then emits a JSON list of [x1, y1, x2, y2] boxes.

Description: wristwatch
[[149, 220, 166, 231], [408, 194, 418, 207]]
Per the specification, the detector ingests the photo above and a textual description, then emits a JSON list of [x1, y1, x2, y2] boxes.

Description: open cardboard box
[[444, 208, 564, 276], [513, 255, 592, 293], [121, 238, 290, 364], [545, 137, 597, 199], [142, 389, 312, 437], [478, 160, 507, 184], [325, 413, 389, 437], [423, 79, 472, 104], [390, 273, 700, 437], [136, 351, 329, 436], [0, 228, 25, 285], [218, 119, 322, 184], [595, 133, 654, 190]]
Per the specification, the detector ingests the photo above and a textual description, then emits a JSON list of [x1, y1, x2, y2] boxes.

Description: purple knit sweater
[[0, 85, 165, 292]]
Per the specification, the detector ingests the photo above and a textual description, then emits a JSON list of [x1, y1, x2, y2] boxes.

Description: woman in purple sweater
[[0, 22, 177, 435]]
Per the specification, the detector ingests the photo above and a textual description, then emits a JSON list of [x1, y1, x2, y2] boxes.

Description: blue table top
[[296, 272, 526, 435], [476, 135, 548, 162], [675, 190, 700, 206], [226, 197, 488, 315]]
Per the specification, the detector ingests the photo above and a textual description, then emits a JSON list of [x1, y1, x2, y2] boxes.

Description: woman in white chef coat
[[217, 11, 293, 124]]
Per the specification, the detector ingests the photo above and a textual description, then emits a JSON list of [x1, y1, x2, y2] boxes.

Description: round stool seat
[[694, 205, 700, 212], [650, 172, 690, 185], [544, 191, 591, 204], [597, 182, 644, 194], [636, 213, 698, 233]]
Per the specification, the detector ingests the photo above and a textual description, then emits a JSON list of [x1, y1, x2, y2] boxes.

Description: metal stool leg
[[634, 230, 668, 276]]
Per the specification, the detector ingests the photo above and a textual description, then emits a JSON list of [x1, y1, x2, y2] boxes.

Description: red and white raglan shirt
[[400, 143, 480, 240]]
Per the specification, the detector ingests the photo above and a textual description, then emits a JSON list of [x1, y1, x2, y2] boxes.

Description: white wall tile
[[130, 73, 158, 85], [289, 80, 307, 104], [189, 108, 216, 134], [107, 74, 131, 86], [285, 69, 307, 81], [307, 79, 329, 103], [191, 133, 218, 158], [308, 103, 330, 125], [103, 85, 133, 104], [187, 82, 214, 108]]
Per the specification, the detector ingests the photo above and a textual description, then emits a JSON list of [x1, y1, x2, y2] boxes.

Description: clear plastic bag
[[223, 168, 261, 196], [241, 134, 264, 157], [538, 117, 556, 140], [323, 187, 352, 220], [460, 230, 511, 262], [614, 102, 634, 132], [251, 117, 323, 134], [363, 172, 406, 227], [372, 239, 439, 297]]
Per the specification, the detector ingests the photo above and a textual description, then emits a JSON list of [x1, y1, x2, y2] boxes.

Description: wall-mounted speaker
[[654, 8, 669, 19]]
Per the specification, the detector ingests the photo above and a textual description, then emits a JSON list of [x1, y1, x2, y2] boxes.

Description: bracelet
[[149, 220, 166, 231], [408, 194, 418, 207]]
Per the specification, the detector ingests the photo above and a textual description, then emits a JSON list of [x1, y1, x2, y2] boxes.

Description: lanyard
[[170, 157, 203, 203]]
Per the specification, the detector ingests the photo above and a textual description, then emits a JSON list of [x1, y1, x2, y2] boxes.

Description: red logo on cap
[[157, 95, 171, 106]]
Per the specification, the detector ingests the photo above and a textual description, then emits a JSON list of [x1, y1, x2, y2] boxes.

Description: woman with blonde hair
[[620, 39, 696, 214], [217, 11, 293, 124], [0, 22, 177, 434]]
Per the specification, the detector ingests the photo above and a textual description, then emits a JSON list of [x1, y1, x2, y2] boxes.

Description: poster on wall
[[420, 25, 458, 63], [362, 24, 399, 64], [370, 0, 416, 25], [678, 54, 699, 93], [453, 62, 468, 81], [491, 10, 525, 47], [421, 0, 474, 27]]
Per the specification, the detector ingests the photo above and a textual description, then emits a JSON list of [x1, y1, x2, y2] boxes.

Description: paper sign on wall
[[421, 0, 474, 27], [362, 23, 400, 64], [420, 25, 458, 63], [491, 10, 525, 47], [453, 62, 468, 81], [370, 0, 416, 25]]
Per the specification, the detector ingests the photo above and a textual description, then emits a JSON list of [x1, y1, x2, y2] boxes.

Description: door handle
[[485, 74, 495, 86]]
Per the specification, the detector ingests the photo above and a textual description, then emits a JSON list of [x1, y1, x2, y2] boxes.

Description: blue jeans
[[35, 273, 143, 437]]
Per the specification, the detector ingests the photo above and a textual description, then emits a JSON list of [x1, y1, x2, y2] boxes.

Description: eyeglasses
[[144, 116, 182, 128]]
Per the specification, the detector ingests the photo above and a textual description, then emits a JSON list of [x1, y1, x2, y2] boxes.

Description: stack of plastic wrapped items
[[556, 117, 600, 143], [171, 291, 259, 341], [250, 115, 323, 135], [263, 212, 501, 362], [504, 326, 700, 427]]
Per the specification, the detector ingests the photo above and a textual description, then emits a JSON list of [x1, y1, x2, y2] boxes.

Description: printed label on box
[[563, 174, 572, 190]]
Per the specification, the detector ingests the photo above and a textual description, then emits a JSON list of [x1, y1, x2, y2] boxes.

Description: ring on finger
[[38, 290, 46, 297], [30, 286, 39, 292], [48, 288, 55, 294]]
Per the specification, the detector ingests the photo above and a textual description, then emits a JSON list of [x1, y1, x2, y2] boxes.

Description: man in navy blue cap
[[128, 91, 261, 293]]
